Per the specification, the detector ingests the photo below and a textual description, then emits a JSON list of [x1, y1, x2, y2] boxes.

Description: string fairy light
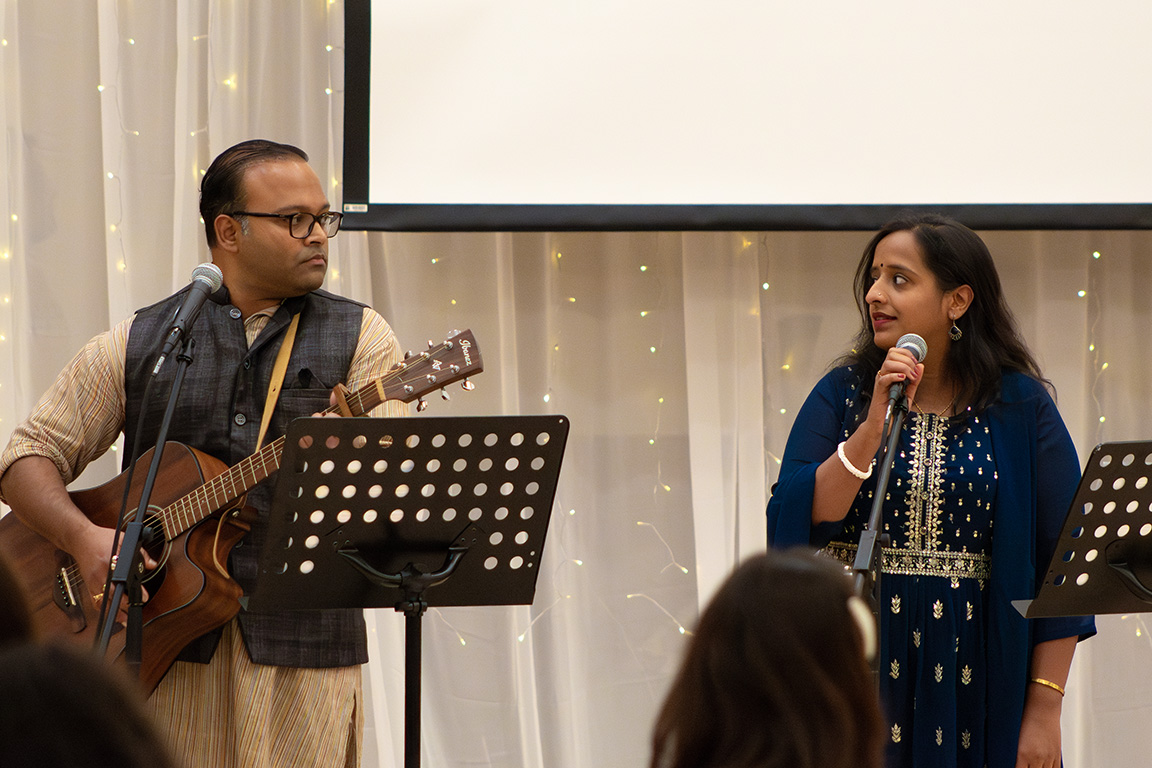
[[516, 595, 569, 642], [625, 594, 690, 635], [428, 608, 469, 647], [758, 234, 791, 473], [636, 521, 689, 574], [513, 497, 583, 644], [1085, 248, 1108, 444], [0, 33, 17, 446], [1119, 614, 1151, 645]]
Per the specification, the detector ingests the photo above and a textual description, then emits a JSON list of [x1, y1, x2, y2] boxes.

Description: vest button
[[229, 307, 242, 319], [243, 359, 251, 369], [234, 413, 247, 426]]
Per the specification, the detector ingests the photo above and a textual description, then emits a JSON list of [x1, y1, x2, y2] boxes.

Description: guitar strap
[[256, 311, 301, 453], [212, 311, 301, 578]]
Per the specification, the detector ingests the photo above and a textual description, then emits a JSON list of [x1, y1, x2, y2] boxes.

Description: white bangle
[[837, 441, 873, 480]]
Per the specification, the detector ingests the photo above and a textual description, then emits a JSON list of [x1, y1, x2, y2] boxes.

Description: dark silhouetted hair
[[840, 212, 1047, 415], [199, 139, 309, 247], [650, 550, 884, 768], [0, 642, 179, 768], [0, 551, 34, 649]]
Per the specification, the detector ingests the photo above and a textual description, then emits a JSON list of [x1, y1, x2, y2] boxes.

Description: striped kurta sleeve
[[0, 318, 132, 490]]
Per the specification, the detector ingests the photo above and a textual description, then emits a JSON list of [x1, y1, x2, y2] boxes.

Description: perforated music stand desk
[[1015, 440, 1152, 619], [248, 414, 569, 768]]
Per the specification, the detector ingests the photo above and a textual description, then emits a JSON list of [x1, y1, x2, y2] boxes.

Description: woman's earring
[[949, 320, 963, 341]]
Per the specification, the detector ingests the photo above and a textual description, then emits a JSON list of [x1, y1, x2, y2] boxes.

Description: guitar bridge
[[52, 549, 88, 634]]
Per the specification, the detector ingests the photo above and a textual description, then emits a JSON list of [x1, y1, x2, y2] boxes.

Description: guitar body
[[0, 442, 254, 693]]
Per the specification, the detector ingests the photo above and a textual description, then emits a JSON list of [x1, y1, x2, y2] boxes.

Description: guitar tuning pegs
[[440, 387, 451, 401], [404, 350, 413, 360], [427, 340, 435, 349], [461, 379, 476, 391], [417, 398, 429, 412]]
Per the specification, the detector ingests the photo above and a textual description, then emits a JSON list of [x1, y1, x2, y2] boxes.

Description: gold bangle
[[1029, 677, 1065, 697]]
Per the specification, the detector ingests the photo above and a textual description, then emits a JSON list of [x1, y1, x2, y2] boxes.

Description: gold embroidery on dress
[[823, 412, 991, 582], [962, 665, 972, 685], [913, 629, 921, 648], [936, 727, 943, 746], [933, 599, 944, 619], [890, 659, 900, 679], [961, 730, 972, 749], [892, 724, 902, 743], [891, 595, 902, 614], [967, 601, 974, 620], [934, 663, 943, 683]]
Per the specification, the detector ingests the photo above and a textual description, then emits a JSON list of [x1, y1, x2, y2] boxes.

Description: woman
[[767, 213, 1094, 768], [649, 550, 885, 768]]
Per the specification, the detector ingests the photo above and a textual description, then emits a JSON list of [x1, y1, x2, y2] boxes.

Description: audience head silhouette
[[0, 642, 179, 768], [650, 549, 884, 768], [0, 551, 34, 649]]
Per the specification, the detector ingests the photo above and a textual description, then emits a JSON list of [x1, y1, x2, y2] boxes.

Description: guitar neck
[[158, 383, 380, 539], [155, 328, 482, 540]]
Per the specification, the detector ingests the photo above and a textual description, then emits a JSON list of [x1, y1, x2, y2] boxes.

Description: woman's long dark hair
[[649, 551, 884, 768], [839, 212, 1048, 415]]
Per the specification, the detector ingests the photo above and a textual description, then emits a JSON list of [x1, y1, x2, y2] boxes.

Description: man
[[0, 139, 406, 767]]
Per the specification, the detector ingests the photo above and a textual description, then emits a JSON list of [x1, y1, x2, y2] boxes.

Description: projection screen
[[342, 0, 1152, 231]]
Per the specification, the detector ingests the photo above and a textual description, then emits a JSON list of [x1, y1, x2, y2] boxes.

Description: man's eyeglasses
[[228, 210, 343, 239]]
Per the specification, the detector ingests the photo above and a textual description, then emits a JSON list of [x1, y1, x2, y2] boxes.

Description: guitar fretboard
[[156, 382, 384, 540]]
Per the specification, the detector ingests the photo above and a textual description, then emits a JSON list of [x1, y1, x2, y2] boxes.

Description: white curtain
[[1, 3, 1150, 766]]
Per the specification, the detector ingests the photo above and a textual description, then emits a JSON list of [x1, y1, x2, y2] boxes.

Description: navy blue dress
[[767, 367, 1095, 768]]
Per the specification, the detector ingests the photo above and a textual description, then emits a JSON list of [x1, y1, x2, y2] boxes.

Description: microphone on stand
[[152, 263, 224, 375], [886, 333, 927, 407]]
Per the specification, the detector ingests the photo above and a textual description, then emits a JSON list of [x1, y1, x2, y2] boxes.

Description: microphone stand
[[96, 337, 197, 678], [852, 392, 908, 684]]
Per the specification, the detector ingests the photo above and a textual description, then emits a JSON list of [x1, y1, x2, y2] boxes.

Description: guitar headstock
[[381, 328, 484, 406]]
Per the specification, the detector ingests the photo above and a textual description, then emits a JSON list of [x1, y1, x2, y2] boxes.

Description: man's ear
[[214, 214, 242, 253]]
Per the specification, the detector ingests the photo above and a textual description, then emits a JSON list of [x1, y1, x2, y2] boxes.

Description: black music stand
[[1015, 440, 1152, 619], [248, 414, 569, 768]]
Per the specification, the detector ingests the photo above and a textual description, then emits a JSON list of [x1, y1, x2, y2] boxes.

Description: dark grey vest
[[124, 286, 368, 667]]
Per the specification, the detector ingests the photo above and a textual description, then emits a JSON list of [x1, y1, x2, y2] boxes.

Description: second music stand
[[1015, 440, 1152, 618]]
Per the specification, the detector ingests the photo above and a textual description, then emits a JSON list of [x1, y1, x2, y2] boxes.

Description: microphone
[[887, 333, 927, 405], [152, 263, 224, 375]]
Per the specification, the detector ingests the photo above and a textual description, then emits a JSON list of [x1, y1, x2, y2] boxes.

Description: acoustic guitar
[[0, 329, 482, 692]]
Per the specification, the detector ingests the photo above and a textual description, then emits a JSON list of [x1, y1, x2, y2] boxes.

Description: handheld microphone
[[152, 263, 224, 375], [887, 333, 927, 405]]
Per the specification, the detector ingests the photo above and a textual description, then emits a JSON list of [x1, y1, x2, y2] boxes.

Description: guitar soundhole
[[138, 510, 170, 590]]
